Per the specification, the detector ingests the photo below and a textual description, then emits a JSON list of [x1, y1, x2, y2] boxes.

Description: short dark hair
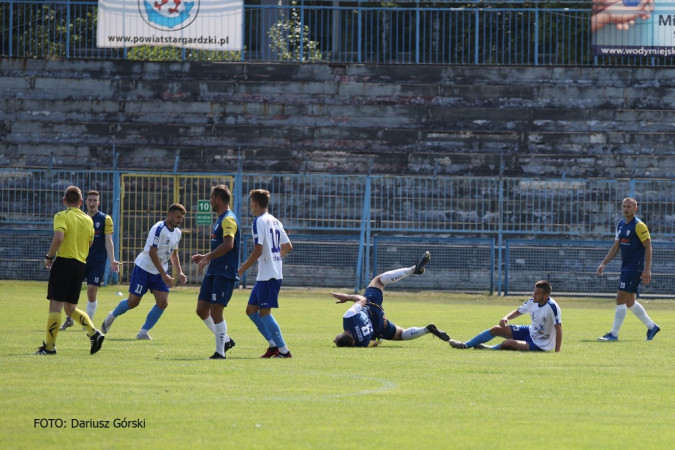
[[211, 185, 231, 204], [249, 189, 270, 209], [64, 186, 82, 205], [335, 332, 356, 347], [535, 280, 552, 296], [168, 203, 187, 215], [85, 190, 100, 198]]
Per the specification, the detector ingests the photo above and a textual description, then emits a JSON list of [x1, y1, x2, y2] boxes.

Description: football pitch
[[2, 281, 675, 449]]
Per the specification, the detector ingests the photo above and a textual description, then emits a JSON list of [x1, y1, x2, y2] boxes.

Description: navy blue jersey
[[206, 210, 240, 279], [615, 217, 650, 272], [87, 211, 113, 264], [342, 304, 374, 348]]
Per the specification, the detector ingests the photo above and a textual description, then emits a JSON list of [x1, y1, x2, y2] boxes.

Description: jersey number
[[269, 228, 281, 253], [134, 284, 143, 294]]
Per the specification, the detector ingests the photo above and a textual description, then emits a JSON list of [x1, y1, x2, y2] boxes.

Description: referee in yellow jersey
[[35, 186, 106, 355]]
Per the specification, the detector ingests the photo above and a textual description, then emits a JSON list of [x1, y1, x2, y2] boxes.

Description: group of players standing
[[35, 188, 661, 358]]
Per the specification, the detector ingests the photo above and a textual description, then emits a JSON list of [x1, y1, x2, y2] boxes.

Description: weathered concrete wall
[[2, 59, 675, 177]]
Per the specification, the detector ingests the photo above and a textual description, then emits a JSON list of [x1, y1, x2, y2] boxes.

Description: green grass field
[[2, 280, 675, 449]]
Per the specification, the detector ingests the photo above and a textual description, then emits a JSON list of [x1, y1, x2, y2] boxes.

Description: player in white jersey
[[448, 280, 563, 352], [238, 189, 294, 358], [101, 204, 188, 340]]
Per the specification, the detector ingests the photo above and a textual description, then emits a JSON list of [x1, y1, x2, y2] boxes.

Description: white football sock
[[611, 304, 627, 336], [380, 267, 414, 285], [86, 300, 97, 322], [401, 327, 429, 340], [268, 339, 277, 347], [629, 302, 655, 329], [215, 321, 227, 356], [203, 316, 216, 334]]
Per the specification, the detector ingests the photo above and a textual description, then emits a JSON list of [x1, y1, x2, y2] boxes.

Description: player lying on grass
[[333, 251, 450, 348], [448, 280, 562, 352]]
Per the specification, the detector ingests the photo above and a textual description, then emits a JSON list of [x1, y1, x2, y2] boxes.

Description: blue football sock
[[248, 313, 273, 342], [490, 344, 501, 350], [141, 305, 165, 331], [113, 299, 130, 317], [466, 329, 495, 348], [259, 314, 286, 349]]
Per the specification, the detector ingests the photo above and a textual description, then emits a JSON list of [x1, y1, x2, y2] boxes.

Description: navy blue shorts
[[199, 275, 236, 307], [247, 279, 282, 309], [83, 262, 106, 287], [619, 270, 642, 294], [128, 266, 169, 297], [363, 287, 397, 340], [510, 325, 543, 351]]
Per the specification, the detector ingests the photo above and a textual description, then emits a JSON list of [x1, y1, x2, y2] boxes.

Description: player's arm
[[44, 230, 64, 270], [598, 240, 620, 275], [238, 243, 263, 277], [332, 292, 367, 306], [104, 232, 121, 273], [197, 236, 234, 273], [642, 238, 652, 284], [170, 249, 187, 284], [149, 246, 174, 287], [280, 241, 293, 257], [499, 309, 522, 327], [554, 323, 563, 353]]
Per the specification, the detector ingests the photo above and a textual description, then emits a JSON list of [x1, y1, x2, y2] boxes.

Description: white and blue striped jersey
[[134, 220, 182, 274], [251, 212, 290, 281], [517, 297, 562, 351]]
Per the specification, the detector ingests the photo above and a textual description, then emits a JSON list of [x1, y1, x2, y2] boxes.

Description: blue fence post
[[415, 0, 420, 64], [299, 1, 305, 61], [111, 149, 121, 285], [354, 176, 371, 293], [8, 0, 13, 57], [497, 159, 505, 295], [474, 10, 479, 65], [504, 240, 509, 295], [357, 0, 363, 63], [534, 8, 539, 66], [66, 3, 71, 59]]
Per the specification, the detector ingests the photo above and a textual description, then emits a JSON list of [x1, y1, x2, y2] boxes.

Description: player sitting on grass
[[448, 280, 562, 352], [333, 251, 450, 348]]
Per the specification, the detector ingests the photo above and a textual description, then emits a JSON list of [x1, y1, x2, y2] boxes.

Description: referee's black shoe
[[413, 251, 431, 275], [90, 331, 105, 355]]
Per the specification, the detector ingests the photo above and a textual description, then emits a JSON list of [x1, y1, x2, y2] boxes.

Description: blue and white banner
[[97, 0, 243, 50], [592, 1, 675, 57]]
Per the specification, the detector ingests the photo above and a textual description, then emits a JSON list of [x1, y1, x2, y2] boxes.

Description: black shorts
[[47, 258, 86, 304]]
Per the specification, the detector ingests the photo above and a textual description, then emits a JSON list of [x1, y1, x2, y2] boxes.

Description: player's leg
[[137, 290, 169, 340], [208, 276, 236, 359], [196, 275, 216, 333], [374, 251, 431, 289], [600, 271, 641, 341], [257, 280, 291, 358], [65, 302, 105, 355], [102, 266, 148, 334], [85, 263, 105, 322], [37, 299, 64, 354], [39, 259, 72, 353], [624, 282, 660, 339], [393, 324, 450, 341], [474, 326, 532, 351], [246, 283, 278, 357], [450, 325, 513, 349], [486, 339, 531, 351]]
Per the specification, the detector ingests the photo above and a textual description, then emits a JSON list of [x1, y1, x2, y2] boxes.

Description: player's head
[[249, 189, 271, 215], [334, 331, 356, 347], [63, 186, 83, 207], [533, 280, 552, 302], [167, 203, 187, 228], [85, 190, 100, 212], [211, 184, 232, 209], [622, 198, 638, 218]]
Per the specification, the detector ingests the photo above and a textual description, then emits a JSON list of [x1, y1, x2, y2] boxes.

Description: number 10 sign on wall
[[196, 200, 212, 225]]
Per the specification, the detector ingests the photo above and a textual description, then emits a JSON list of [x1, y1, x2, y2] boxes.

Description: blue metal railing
[[1, 0, 671, 66]]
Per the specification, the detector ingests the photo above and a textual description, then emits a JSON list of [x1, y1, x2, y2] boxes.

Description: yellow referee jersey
[[53, 207, 94, 263]]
